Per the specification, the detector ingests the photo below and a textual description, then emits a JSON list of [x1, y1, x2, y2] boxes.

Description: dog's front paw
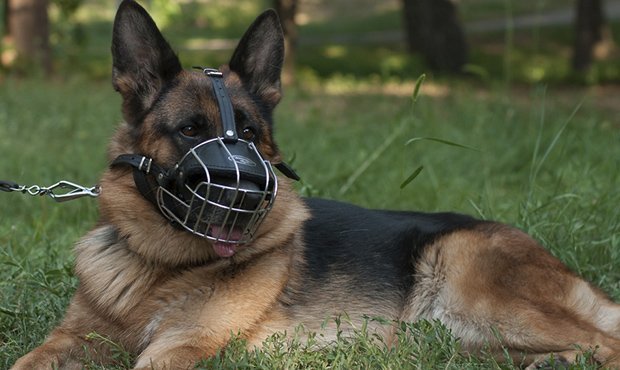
[[11, 340, 85, 370], [12, 351, 56, 370], [12, 353, 83, 370], [525, 354, 572, 370], [134, 344, 211, 370], [12, 351, 60, 370]]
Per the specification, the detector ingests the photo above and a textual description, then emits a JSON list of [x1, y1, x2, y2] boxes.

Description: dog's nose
[[209, 177, 265, 210]]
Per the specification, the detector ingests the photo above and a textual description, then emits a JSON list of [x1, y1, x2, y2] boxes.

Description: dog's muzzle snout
[[209, 177, 265, 210], [181, 172, 265, 211], [157, 138, 277, 244]]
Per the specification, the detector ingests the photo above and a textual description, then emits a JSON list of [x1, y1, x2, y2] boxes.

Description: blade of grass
[[411, 74, 426, 104], [528, 97, 584, 203], [533, 101, 583, 179], [339, 118, 409, 196], [405, 136, 480, 151], [400, 165, 424, 189], [400, 137, 479, 189], [340, 74, 426, 196]]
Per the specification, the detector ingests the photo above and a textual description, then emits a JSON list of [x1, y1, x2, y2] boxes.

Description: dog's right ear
[[111, 0, 181, 125], [229, 10, 284, 112]]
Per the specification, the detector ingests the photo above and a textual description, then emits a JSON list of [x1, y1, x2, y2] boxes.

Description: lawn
[[1, 76, 619, 368], [1, 0, 620, 368]]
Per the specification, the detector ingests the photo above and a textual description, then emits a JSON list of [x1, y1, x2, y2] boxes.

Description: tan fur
[[402, 224, 620, 367]]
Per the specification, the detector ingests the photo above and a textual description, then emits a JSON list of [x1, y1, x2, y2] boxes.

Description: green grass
[[1, 1, 619, 368], [1, 76, 619, 368]]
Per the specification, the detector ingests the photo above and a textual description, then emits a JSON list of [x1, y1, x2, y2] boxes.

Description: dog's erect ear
[[111, 0, 182, 125], [229, 10, 284, 110]]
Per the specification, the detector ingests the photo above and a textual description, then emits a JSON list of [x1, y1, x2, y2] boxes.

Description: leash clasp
[[1, 179, 100, 202], [45, 181, 101, 202]]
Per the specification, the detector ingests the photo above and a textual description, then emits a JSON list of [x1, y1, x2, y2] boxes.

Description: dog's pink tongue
[[210, 226, 243, 258]]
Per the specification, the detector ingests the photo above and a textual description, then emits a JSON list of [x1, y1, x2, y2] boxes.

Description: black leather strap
[[133, 169, 158, 205], [0, 180, 19, 192], [201, 68, 238, 143], [110, 154, 168, 206], [111, 154, 167, 182], [275, 162, 300, 181], [197, 67, 301, 181], [111, 154, 152, 172]]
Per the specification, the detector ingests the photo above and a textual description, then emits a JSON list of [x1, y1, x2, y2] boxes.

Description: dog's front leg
[[134, 345, 208, 370], [133, 342, 219, 370], [12, 290, 122, 370], [11, 328, 87, 370], [133, 248, 293, 369]]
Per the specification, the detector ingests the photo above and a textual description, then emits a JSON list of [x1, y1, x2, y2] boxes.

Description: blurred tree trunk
[[572, 0, 612, 72], [5, 0, 51, 75], [401, 0, 468, 73], [274, 0, 297, 84], [3, 1, 9, 35]]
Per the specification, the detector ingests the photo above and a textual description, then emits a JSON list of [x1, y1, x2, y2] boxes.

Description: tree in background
[[401, 0, 468, 74], [0, 0, 614, 80], [274, 0, 298, 85], [572, 0, 614, 72], [3, 0, 51, 75]]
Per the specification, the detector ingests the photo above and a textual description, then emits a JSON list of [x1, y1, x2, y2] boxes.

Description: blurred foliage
[[54, 0, 82, 15], [50, 0, 87, 69], [148, 0, 182, 29], [0, 0, 618, 84]]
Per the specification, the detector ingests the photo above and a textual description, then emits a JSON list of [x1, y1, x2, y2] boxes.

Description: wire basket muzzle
[[156, 138, 277, 244]]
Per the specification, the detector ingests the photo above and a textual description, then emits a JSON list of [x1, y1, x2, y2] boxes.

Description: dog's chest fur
[[73, 226, 292, 352]]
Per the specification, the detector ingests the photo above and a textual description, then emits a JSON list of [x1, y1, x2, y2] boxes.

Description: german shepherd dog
[[12, 1, 620, 369]]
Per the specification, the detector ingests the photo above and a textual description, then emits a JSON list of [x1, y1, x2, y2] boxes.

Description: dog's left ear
[[229, 10, 284, 111]]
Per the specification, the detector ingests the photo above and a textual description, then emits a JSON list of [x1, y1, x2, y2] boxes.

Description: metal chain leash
[[0, 180, 100, 202]]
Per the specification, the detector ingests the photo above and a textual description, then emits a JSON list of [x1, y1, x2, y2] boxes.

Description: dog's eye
[[180, 125, 199, 138], [241, 127, 256, 141]]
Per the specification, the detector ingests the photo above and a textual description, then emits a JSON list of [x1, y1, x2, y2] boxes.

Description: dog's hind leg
[[401, 224, 620, 368], [568, 281, 620, 340]]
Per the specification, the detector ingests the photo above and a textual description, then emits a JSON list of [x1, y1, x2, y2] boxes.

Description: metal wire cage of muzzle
[[156, 137, 278, 244]]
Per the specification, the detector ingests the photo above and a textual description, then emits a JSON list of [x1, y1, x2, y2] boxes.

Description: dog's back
[[272, 197, 484, 338], [300, 197, 482, 292]]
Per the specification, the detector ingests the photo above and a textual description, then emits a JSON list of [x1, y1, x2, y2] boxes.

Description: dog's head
[[99, 0, 307, 265], [111, 1, 284, 145]]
